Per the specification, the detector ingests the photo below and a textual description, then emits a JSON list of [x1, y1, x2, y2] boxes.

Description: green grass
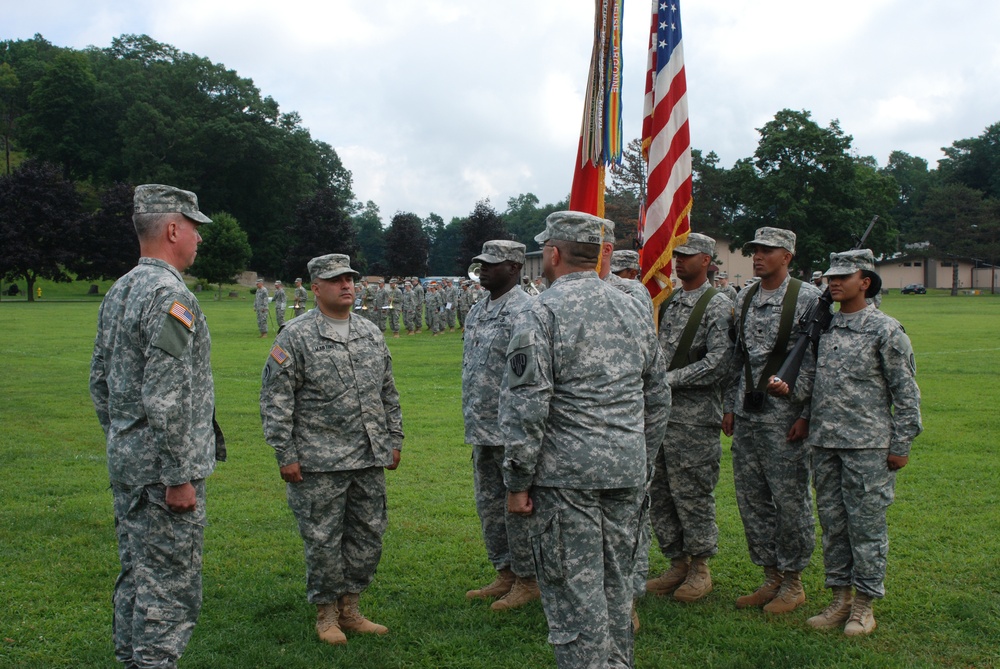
[[1, 288, 998, 668]]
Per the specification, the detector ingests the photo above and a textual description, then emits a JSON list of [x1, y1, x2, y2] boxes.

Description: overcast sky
[[7, 0, 1000, 224]]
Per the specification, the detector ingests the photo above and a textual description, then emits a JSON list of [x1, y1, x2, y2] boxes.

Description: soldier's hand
[[280, 462, 303, 483], [887, 454, 909, 471], [165, 482, 197, 513], [721, 413, 735, 437], [386, 448, 402, 471], [766, 375, 790, 397], [786, 418, 809, 442], [508, 490, 533, 516]]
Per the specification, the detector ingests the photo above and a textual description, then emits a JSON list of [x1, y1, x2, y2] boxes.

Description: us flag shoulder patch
[[168, 301, 195, 329], [270, 344, 289, 365]]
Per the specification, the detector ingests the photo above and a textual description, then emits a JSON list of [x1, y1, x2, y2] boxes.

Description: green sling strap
[[659, 287, 719, 371], [738, 278, 802, 392]]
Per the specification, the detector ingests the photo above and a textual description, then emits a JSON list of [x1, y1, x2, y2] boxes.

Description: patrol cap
[[742, 226, 796, 254], [824, 249, 877, 277], [611, 250, 640, 272], [295, 277, 303, 283], [473, 239, 526, 265], [811, 270, 823, 280], [274, 280, 282, 286], [674, 232, 716, 256], [134, 184, 212, 224], [534, 211, 612, 245], [718, 272, 728, 279], [308, 253, 361, 282]]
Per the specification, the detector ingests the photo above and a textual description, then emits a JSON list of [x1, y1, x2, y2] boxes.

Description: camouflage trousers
[[471, 445, 534, 577], [375, 309, 387, 332], [813, 447, 896, 598], [111, 480, 206, 669], [633, 492, 651, 600], [444, 306, 456, 329], [731, 417, 815, 573], [530, 486, 642, 669], [275, 307, 286, 328], [649, 424, 722, 559], [429, 309, 445, 333], [293, 306, 305, 319], [256, 309, 268, 335], [286, 468, 387, 604], [387, 307, 401, 333]]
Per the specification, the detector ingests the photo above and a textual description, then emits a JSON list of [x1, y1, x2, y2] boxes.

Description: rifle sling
[[665, 287, 719, 371], [739, 278, 802, 393]]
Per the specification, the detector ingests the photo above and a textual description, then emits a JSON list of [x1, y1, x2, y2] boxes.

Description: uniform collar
[[138, 257, 184, 284]]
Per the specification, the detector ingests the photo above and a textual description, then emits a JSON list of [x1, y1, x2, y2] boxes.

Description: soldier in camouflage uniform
[[361, 278, 379, 324], [456, 280, 472, 330], [501, 212, 671, 669], [646, 234, 733, 604], [717, 273, 738, 303], [293, 278, 308, 319], [426, 282, 444, 335], [385, 278, 403, 337], [402, 282, 417, 334], [723, 227, 822, 614], [769, 249, 921, 636], [462, 240, 538, 611], [411, 277, 425, 331], [260, 253, 403, 646], [441, 278, 456, 331], [611, 250, 641, 281], [254, 278, 270, 337], [273, 280, 287, 329], [90, 184, 224, 669]]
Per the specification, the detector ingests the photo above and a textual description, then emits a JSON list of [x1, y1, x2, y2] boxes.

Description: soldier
[[456, 280, 472, 330], [532, 276, 547, 293], [768, 250, 921, 636], [402, 281, 417, 335], [273, 280, 287, 329], [723, 227, 822, 614], [597, 222, 655, 321], [254, 278, 270, 338], [646, 233, 734, 603], [444, 278, 458, 332], [385, 278, 403, 338], [717, 273, 738, 303], [411, 277, 425, 331], [260, 254, 404, 646], [293, 278, 308, 319], [611, 250, 641, 281], [426, 282, 445, 335], [373, 278, 388, 332], [811, 270, 825, 288], [90, 184, 224, 669], [462, 240, 538, 611], [361, 278, 378, 324], [501, 211, 671, 669]]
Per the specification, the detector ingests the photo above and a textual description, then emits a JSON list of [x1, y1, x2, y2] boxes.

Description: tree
[[352, 200, 386, 275], [71, 181, 139, 282], [914, 184, 994, 295], [503, 192, 568, 248], [458, 199, 508, 276], [188, 211, 252, 298], [0, 160, 82, 301], [881, 150, 934, 246], [281, 187, 357, 281], [938, 122, 1000, 200], [0, 62, 21, 175], [425, 213, 462, 276], [384, 212, 429, 277]]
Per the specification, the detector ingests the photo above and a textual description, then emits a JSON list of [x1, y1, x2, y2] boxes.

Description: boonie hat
[[742, 226, 796, 254], [308, 254, 361, 282], [474, 240, 527, 265], [134, 184, 212, 224]]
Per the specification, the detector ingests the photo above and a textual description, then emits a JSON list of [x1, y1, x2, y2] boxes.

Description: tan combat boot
[[316, 602, 347, 645], [844, 593, 877, 636], [735, 566, 783, 609], [763, 570, 806, 614], [674, 556, 713, 602], [466, 568, 515, 600], [490, 576, 540, 611], [807, 586, 854, 629], [646, 557, 690, 596], [338, 593, 388, 635]]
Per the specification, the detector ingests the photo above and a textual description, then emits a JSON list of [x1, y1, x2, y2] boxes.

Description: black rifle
[[771, 215, 879, 391]]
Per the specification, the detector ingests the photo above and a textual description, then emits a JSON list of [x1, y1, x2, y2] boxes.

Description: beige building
[[877, 255, 999, 292]]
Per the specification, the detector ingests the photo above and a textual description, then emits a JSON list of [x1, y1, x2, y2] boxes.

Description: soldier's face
[[751, 245, 790, 280], [313, 275, 356, 311], [827, 271, 867, 303], [173, 217, 203, 271], [673, 252, 706, 282]]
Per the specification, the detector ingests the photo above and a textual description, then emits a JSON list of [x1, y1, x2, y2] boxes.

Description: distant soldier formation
[[92, 185, 921, 668]]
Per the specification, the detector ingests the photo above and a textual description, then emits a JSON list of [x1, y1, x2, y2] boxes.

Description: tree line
[[3, 35, 999, 299]]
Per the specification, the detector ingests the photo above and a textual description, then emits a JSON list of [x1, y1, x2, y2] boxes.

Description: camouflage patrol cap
[[742, 226, 796, 254], [274, 280, 282, 286], [811, 271, 824, 280], [534, 211, 612, 246], [308, 253, 361, 282], [824, 248, 877, 277], [474, 239, 526, 265], [674, 232, 716, 256], [134, 184, 212, 224], [611, 250, 640, 272]]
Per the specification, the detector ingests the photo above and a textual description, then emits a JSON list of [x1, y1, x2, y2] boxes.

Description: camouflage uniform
[[426, 287, 445, 334], [361, 282, 379, 324], [444, 281, 458, 329], [463, 243, 534, 580], [411, 279, 425, 330], [273, 283, 287, 328], [652, 279, 733, 561], [385, 283, 403, 334], [260, 293, 403, 606], [726, 234, 821, 575], [293, 281, 308, 318], [90, 184, 222, 669], [501, 212, 671, 669], [457, 283, 472, 328], [254, 284, 270, 335], [806, 252, 921, 599], [402, 284, 417, 333]]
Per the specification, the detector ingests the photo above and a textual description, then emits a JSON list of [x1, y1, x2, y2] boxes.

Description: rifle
[[771, 215, 879, 391]]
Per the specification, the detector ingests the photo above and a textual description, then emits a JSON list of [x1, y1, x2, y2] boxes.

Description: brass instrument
[[468, 263, 482, 282]]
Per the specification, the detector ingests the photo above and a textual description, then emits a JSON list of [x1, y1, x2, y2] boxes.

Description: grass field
[[1, 284, 998, 668]]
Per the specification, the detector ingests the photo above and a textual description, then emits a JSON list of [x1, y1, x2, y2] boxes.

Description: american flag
[[640, 0, 692, 306], [168, 301, 194, 329], [269, 345, 289, 365]]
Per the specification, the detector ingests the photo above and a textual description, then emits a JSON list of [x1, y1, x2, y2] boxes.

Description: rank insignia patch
[[168, 301, 195, 329]]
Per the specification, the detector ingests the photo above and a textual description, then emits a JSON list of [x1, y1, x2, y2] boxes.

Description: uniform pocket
[[530, 508, 564, 586]]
